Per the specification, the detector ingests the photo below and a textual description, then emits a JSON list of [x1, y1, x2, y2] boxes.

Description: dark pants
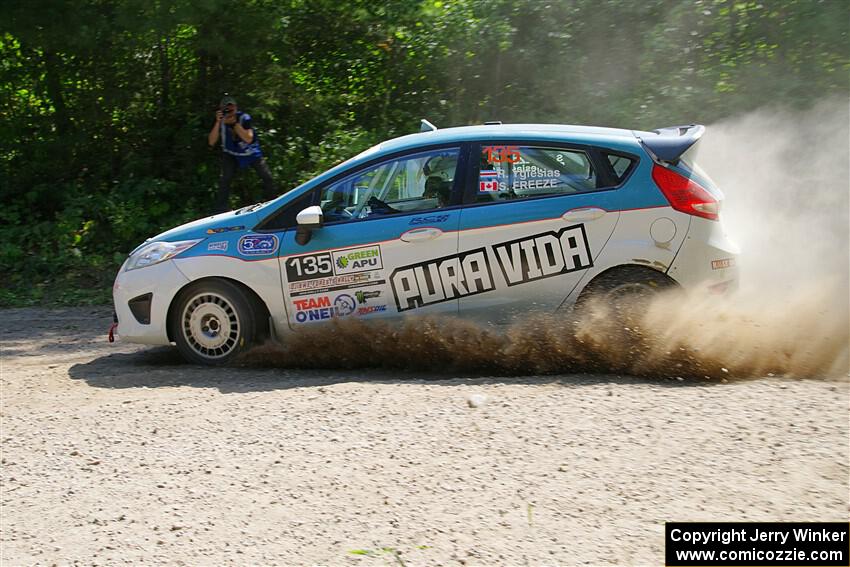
[[215, 154, 276, 213]]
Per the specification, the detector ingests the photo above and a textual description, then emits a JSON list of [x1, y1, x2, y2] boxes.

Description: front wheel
[[170, 279, 257, 365]]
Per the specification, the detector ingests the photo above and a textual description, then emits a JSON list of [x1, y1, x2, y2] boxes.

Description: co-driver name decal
[[390, 224, 593, 312]]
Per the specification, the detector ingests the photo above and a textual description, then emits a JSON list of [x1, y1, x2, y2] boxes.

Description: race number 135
[[484, 145, 521, 164], [286, 252, 333, 282]]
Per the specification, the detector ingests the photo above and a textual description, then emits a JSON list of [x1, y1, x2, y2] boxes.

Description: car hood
[[145, 209, 261, 245]]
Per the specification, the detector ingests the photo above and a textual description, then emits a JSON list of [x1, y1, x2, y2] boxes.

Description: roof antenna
[[420, 119, 437, 132]]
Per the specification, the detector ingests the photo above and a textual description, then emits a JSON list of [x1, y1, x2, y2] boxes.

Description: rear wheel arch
[[575, 264, 679, 307]]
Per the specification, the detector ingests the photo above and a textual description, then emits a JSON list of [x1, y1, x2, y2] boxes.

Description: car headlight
[[125, 239, 202, 271]]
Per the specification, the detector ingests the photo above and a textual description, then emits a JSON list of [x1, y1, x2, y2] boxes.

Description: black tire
[[575, 266, 676, 323], [169, 279, 257, 365]]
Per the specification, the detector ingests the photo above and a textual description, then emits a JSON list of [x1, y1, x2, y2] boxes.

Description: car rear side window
[[604, 152, 636, 183], [476, 145, 596, 204]]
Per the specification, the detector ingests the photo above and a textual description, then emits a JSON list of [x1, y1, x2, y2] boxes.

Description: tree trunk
[[43, 49, 70, 137], [156, 37, 173, 176], [158, 37, 171, 112]]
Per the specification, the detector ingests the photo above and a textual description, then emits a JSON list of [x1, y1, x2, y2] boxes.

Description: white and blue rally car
[[112, 122, 739, 364]]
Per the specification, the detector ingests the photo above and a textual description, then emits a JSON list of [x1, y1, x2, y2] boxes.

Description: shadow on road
[[67, 346, 719, 393]]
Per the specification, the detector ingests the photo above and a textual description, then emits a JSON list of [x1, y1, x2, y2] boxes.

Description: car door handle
[[562, 207, 607, 222], [400, 227, 443, 243]]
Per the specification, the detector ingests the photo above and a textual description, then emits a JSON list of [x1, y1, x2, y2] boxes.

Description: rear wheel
[[170, 279, 256, 365], [575, 266, 675, 324]]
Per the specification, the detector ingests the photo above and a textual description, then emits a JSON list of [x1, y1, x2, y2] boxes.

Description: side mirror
[[295, 205, 323, 245]]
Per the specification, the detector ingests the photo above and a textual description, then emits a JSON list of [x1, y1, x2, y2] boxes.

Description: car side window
[[476, 145, 596, 203], [604, 152, 636, 183], [319, 148, 460, 223]]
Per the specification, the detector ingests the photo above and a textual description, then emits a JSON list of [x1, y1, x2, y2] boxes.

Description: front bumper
[[112, 260, 190, 345]]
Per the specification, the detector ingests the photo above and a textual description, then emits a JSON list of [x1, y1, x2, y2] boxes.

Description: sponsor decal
[[354, 290, 381, 304], [293, 296, 330, 310], [291, 293, 360, 323], [206, 225, 245, 234], [292, 295, 335, 323], [238, 234, 279, 256], [334, 294, 356, 316], [391, 248, 495, 312], [207, 241, 228, 252], [332, 245, 383, 275], [479, 170, 500, 193], [410, 214, 450, 225], [492, 225, 592, 287], [357, 305, 388, 315], [286, 246, 382, 285], [285, 251, 334, 282], [288, 273, 384, 297], [711, 258, 735, 270], [390, 224, 593, 312]]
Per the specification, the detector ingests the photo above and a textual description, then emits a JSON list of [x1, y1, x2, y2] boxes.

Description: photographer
[[207, 95, 276, 212]]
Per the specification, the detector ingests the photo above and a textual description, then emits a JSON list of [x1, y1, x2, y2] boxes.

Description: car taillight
[[651, 163, 719, 221]]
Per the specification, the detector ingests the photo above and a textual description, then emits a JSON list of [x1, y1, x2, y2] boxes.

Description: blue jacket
[[220, 111, 263, 167]]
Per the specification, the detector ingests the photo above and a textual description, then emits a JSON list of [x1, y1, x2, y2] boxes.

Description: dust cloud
[[673, 98, 850, 378], [245, 101, 849, 379]]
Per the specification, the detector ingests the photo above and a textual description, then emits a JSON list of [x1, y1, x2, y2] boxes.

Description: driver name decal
[[390, 224, 593, 312]]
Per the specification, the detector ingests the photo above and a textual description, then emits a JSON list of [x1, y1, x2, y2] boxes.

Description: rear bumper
[[112, 260, 189, 345], [668, 217, 740, 291]]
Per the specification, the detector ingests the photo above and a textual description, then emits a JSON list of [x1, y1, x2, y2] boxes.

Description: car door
[[276, 145, 467, 329], [455, 142, 622, 323]]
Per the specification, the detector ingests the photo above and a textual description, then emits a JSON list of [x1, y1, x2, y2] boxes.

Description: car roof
[[376, 123, 638, 154], [263, 122, 645, 210]]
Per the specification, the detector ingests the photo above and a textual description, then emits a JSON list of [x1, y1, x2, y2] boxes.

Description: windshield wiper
[[233, 202, 261, 215]]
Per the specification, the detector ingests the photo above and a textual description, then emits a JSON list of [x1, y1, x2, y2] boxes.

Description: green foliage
[[348, 546, 408, 565], [0, 0, 847, 306]]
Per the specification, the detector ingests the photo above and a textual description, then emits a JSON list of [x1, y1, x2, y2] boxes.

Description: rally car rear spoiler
[[636, 124, 705, 164]]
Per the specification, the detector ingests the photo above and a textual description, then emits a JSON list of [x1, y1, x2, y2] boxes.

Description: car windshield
[[320, 148, 459, 222]]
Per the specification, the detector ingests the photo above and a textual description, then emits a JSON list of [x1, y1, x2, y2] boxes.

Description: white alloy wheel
[[170, 279, 257, 365], [181, 292, 241, 360]]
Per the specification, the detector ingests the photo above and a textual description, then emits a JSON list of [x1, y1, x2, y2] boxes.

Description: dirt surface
[[1, 307, 848, 566]]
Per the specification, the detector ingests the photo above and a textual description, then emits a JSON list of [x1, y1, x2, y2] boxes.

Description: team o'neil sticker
[[238, 234, 279, 256]]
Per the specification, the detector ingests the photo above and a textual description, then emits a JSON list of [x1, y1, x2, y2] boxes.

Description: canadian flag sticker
[[479, 170, 500, 192]]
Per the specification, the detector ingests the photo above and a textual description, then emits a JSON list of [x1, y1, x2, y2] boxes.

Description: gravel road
[[1, 307, 847, 565]]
